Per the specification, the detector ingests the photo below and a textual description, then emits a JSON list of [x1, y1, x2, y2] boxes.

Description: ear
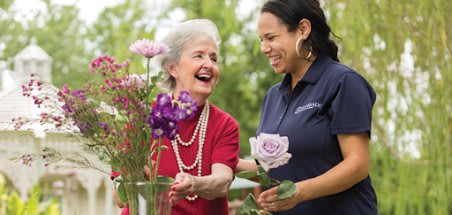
[[298, 18, 312, 39], [167, 63, 178, 79]]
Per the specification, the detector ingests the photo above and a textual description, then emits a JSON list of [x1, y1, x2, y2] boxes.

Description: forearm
[[194, 163, 233, 200], [296, 156, 369, 202], [236, 159, 258, 172]]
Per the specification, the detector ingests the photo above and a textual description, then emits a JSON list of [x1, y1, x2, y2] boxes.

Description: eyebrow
[[263, 32, 276, 37], [191, 49, 217, 56]]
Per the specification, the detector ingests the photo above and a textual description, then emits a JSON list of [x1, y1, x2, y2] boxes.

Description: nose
[[202, 58, 214, 69], [260, 42, 271, 54]]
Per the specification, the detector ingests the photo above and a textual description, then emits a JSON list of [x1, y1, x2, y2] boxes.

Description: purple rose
[[250, 133, 292, 171]]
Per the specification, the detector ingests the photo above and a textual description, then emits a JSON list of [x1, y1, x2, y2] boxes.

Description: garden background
[[0, 0, 450, 214]]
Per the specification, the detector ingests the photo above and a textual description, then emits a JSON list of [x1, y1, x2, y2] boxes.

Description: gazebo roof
[[14, 39, 52, 62]]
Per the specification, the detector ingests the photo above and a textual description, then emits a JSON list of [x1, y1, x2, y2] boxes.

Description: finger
[[171, 180, 191, 191], [263, 201, 277, 212], [258, 191, 279, 204], [144, 165, 151, 178]]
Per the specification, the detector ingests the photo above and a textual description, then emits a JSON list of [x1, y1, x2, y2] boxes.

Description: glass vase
[[124, 181, 172, 215]]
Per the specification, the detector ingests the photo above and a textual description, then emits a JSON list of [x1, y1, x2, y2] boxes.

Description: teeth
[[270, 56, 281, 64], [195, 73, 212, 81]]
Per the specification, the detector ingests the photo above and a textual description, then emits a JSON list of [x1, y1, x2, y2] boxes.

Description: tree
[[324, 0, 451, 214], [87, 0, 157, 75], [0, 0, 91, 88], [166, 0, 272, 156]]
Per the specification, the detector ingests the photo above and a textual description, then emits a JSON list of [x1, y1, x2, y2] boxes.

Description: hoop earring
[[295, 37, 303, 58], [305, 49, 312, 60]]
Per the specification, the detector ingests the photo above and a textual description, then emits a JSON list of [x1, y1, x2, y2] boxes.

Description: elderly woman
[[157, 18, 239, 215], [115, 19, 240, 215]]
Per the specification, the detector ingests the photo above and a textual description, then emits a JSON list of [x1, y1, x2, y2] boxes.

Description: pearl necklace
[[171, 101, 209, 201]]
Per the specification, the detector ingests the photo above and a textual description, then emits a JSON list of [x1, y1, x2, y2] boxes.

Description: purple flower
[[176, 91, 197, 120], [148, 92, 197, 140], [71, 90, 87, 103], [129, 39, 168, 58], [98, 122, 109, 132], [76, 121, 91, 136]]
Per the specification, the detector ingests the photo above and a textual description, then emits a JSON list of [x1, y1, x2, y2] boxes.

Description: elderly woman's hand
[[168, 164, 234, 205], [169, 172, 197, 205]]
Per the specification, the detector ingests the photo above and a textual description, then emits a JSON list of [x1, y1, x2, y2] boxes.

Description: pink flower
[[123, 74, 146, 88], [249, 133, 292, 171], [129, 39, 168, 58], [110, 171, 120, 180], [121, 207, 129, 215]]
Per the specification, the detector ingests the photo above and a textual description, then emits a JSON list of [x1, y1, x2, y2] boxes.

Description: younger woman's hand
[[258, 185, 299, 212]]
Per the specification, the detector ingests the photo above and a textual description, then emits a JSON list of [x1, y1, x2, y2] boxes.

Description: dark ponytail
[[261, 0, 340, 62]]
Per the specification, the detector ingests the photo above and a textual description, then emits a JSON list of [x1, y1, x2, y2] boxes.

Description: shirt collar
[[278, 55, 334, 90]]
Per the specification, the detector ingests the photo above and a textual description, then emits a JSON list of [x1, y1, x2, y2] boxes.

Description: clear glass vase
[[124, 181, 172, 215]]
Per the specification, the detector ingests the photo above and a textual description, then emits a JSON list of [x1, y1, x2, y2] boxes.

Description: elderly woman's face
[[170, 38, 219, 103]]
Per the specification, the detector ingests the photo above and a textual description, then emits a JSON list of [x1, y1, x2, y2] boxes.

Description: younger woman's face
[[258, 12, 301, 74], [169, 38, 219, 104]]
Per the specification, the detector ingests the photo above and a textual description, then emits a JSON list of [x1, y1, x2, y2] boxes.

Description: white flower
[[250, 133, 291, 171]]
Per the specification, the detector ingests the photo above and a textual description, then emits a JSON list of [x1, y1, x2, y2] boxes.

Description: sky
[[12, 0, 125, 24], [11, 0, 259, 40]]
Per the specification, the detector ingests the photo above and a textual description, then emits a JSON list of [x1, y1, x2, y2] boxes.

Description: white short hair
[[158, 19, 221, 91]]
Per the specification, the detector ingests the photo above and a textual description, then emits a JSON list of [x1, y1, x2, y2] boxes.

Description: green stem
[[153, 138, 163, 181], [145, 57, 151, 107]]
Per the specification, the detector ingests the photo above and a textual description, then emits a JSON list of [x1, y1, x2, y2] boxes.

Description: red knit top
[[156, 103, 240, 215]]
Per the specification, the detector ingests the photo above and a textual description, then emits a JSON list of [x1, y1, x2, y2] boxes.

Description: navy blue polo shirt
[[257, 55, 377, 215]]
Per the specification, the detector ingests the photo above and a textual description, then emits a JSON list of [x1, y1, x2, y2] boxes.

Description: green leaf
[[277, 180, 296, 200], [235, 171, 258, 179], [151, 71, 163, 85], [237, 193, 264, 215], [115, 114, 129, 123], [117, 182, 128, 202], [257, 170, 279, 189]]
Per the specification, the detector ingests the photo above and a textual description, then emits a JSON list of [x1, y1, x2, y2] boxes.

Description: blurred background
[[0, 0, 450, 214]]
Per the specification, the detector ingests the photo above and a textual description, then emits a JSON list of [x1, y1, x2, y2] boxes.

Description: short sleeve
[[211, 116, 240, 172], [329, 73, 376, 135]]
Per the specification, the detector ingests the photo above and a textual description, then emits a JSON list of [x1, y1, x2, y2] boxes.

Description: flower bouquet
[[13, 39, 198, 215], [236, 133, 297, 215]]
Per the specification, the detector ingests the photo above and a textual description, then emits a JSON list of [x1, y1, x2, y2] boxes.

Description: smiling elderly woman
[[150, 19, 239, 215]]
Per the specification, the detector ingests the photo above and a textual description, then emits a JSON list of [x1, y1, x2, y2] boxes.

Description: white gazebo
[[0, 40, 120, 215]]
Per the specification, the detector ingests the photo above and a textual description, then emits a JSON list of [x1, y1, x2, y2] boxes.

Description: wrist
[[295, 181, 309, 203]]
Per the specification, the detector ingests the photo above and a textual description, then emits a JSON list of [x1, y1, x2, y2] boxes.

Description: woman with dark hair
[[238, 0, 378, 214]]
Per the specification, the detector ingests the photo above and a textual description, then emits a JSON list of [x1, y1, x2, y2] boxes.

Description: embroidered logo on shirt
[[294, 102, 323, 114]]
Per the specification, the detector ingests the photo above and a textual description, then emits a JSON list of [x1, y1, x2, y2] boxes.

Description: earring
[[296, 37, 313, 60], [305, 49, 312, 60], [295, 37, 303, 58]]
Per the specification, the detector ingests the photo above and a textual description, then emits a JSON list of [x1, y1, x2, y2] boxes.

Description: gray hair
[[158, 19, 221, 91]]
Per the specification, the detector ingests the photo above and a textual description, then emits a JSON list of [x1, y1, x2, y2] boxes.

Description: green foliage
[[87, 0, 156, 77], [0, 183, 60, 215], [277, 180, 296, 200], [324, 0, 451, 214], [2, 0, 450, 214], [236, 193, 262, 215], [0, 0, 91, 89], [235, 166, 295, 214]]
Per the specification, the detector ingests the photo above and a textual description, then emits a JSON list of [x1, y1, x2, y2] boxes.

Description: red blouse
[[156, 103, 240, 215]]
